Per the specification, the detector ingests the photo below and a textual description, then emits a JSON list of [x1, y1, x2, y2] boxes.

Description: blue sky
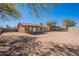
[[1, 3, 79, 27]]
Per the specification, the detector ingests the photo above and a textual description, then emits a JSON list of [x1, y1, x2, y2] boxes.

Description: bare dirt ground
[[36, 32, 79, 45], [1, 31, 79, 45], [1, 32, 34, 37], [0, 32, 79, 56]]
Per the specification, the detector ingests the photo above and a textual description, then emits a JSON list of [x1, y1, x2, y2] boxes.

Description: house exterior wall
[[18, 26, 26, 33], [42, 26, 50, 32], [31, 26, 42, 32], [18, 25, 42, 33]]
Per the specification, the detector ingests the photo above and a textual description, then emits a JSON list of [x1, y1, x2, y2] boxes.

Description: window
[[30, 27, 32, 31], [33, 27, 36, 32]]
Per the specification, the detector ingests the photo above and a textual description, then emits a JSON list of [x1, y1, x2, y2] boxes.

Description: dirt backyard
[[0, 32, 79, 56], [1, 31, 79, 45]]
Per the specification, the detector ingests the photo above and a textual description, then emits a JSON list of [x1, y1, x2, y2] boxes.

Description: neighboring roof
[[18, 23, 42, 27]]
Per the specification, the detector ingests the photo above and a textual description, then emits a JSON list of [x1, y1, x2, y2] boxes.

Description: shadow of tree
[[0, 36, 79, 56]]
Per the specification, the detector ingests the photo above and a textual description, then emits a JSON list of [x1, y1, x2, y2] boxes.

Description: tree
[[40, 22, 43, 26], [23, 3, 58, 18], [63, 19, 76, 30], [46, 20, 56, 31], [0, 3, 58, 21], [0, 3, 20, 20], [6, 25, 11, 28], [0, 3, 58, 19]]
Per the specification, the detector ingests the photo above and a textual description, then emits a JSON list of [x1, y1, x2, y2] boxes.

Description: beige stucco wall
[[18, 26, 25, 33], [18, 26, 42, 33]]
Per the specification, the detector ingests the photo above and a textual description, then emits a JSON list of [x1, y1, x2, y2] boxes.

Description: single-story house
[[0, 23, 50, 34], [17, 23, 67, 33], [17, 23, 44, 33], [42, 25, 50, 32]]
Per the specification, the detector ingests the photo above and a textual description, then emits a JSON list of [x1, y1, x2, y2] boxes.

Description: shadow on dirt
[[0, 36, 79, 56]]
